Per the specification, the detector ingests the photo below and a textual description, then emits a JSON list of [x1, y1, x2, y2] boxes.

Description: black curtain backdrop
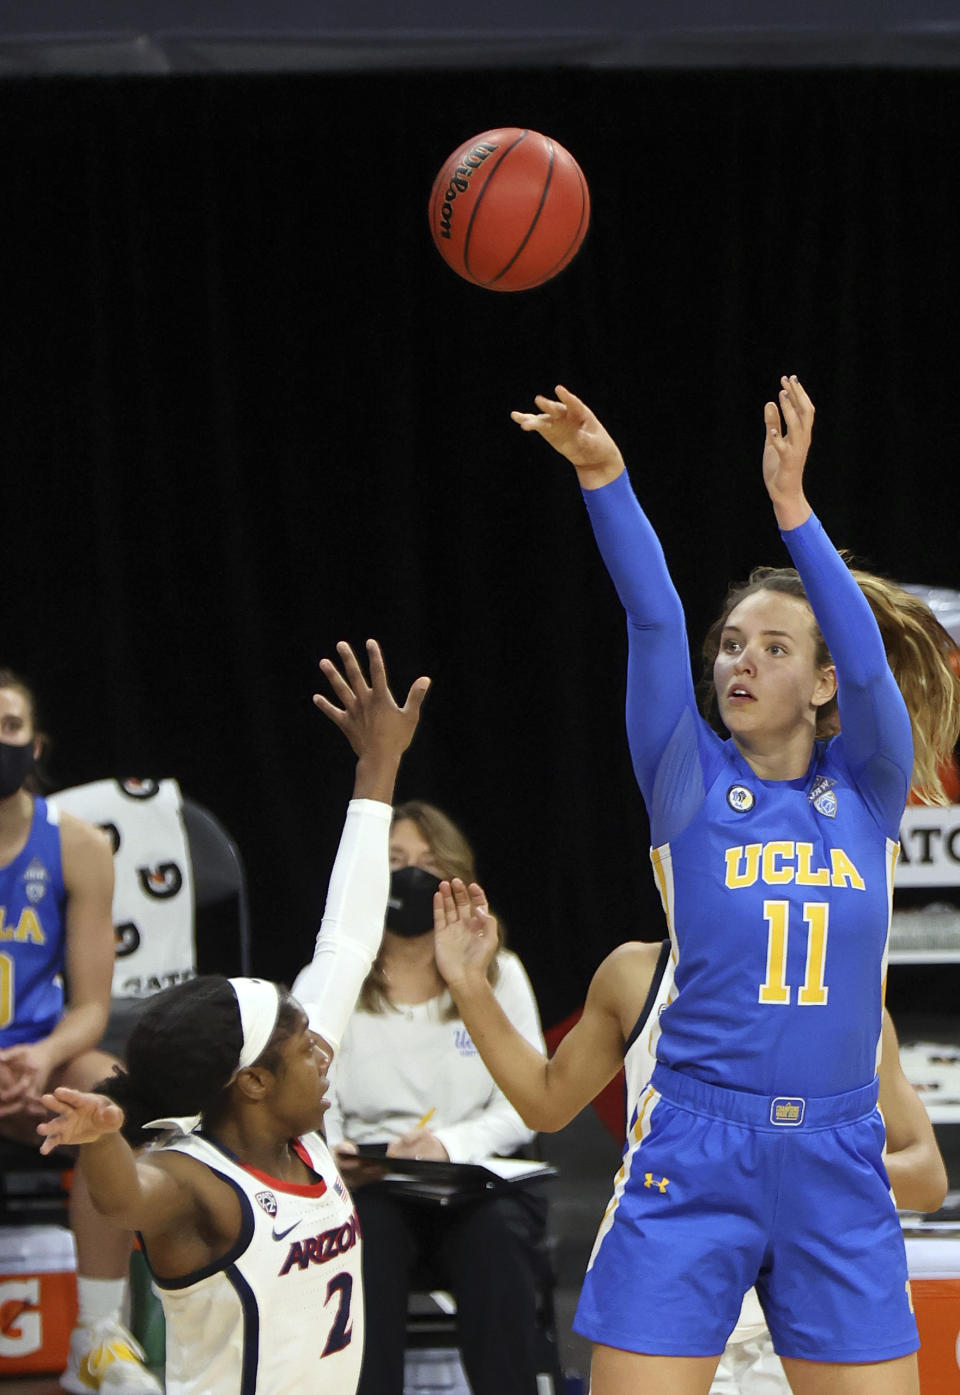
[[3, 68, 959, 1026]]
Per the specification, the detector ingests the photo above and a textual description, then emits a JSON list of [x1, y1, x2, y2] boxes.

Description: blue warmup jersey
[[0, 797, 68, 1045], [583, 473, 913, 1100]]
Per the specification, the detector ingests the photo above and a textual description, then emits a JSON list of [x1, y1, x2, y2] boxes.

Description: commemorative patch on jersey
[[809, 775, 838, 819], [726, 784, 755, 813], [255, 1190, 278, 1216], [23, 857, 49, 905]]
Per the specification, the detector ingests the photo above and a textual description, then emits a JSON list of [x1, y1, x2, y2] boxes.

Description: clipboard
[[350, 1148, 558, 1205]]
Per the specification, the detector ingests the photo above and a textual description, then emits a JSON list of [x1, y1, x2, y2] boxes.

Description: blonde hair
[[700, 563, 960, 806], [358, 800, 503, 1017], [851, 570, 960, 805]]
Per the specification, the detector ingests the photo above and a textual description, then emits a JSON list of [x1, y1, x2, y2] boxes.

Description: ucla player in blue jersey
[[433, 902, 948, 1393], [0, 668, 164, 1394], [35, 640, 429, 1395], [500, 378, 959, 1394]]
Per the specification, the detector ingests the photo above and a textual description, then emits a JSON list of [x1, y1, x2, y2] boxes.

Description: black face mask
[[386, 865, 442, 939], [0, 741, 35, 799]]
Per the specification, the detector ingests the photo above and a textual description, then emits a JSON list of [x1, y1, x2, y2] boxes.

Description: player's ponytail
[[848, 569, 960, 806], [97, 978, 243, 1142]]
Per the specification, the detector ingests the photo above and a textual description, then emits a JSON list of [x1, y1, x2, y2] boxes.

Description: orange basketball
[[428, 128, 590, 292]]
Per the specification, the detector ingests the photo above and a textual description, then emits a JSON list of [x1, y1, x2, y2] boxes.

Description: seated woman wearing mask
[[302, 801, 547, 1395]]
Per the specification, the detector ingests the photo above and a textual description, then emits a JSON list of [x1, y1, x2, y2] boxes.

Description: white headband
[[143, 977, 282, 1135], [229, 977, 283, 1072]]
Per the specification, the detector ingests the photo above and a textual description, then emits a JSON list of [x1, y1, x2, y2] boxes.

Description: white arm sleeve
[[291, 798, 390, 1052]]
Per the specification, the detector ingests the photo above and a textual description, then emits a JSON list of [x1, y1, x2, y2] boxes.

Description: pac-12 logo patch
[[23, 858, 49, 905], [726, 785, 755, 813], [255, 1191, 278, 1216], [809, 776, 838, 819]]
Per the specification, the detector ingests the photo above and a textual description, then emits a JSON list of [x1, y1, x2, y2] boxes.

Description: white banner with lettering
[[896, 805, 960, 888]]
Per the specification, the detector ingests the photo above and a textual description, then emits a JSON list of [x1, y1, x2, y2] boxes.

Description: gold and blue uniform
[[574, 472, 919, 1363], [0, 797, 67, 1045]]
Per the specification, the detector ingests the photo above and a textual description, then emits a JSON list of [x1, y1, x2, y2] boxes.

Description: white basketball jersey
[[623, 942, 769, 1347], [150, 1130, 363, 1395]]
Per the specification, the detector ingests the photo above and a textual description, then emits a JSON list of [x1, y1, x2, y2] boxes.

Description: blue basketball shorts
[[574, 1063, 919, 1363]]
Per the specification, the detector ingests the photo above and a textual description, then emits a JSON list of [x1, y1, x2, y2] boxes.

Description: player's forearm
[[351, 751, 403, 804], [78, 1133, 154, 1229], [446, 979, 563, 1131], [293, 800, 392, 1052], [888, 1141, 949, 1214], [42, 1002, 110, 1070]]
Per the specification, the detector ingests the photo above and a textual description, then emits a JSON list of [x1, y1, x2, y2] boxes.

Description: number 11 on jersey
[[759, 901, 830, 1006]]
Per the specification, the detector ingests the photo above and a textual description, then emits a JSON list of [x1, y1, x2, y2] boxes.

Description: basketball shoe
[[60, 1318, 162, 1394]]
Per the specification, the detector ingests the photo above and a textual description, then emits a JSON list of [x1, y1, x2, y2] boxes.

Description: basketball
[[428, 128, 590, 292]]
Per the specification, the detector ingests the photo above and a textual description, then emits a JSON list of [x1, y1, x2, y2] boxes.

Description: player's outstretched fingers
[[364, 638, 388, 690], [764, 400, 785, 448], [402, 675, 431, 715], [316, 655, 356, 709], [335, 640, 371, 694], [449, 877, 472, 914]]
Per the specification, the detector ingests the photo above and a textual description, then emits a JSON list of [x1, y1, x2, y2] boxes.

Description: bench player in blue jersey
[[432, 909, 948, 1393], [0, 668, 163, 1394], [35, 640, 429, 1395], [500, 379, 956, 1394]]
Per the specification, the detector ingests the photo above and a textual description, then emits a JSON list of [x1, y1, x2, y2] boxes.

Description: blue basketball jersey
[[0, 797, 68, 1044], [649, 738, 898, 1096]]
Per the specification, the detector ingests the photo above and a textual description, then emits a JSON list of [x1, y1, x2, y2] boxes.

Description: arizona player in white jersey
[[36, 640, 430, 1395], [434, 911, 948, 1395], [448, 378, 958, 1395]]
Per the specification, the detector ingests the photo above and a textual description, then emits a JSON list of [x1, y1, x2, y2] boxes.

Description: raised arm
[[433, 879, 631, 1132], [511, 387, 702, 820], [292, 640, 429, 1053], [766, 377, 912, 821]]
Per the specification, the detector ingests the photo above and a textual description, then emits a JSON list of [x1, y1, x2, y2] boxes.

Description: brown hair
[[699, 562, 960, 805], [97, 978, 302, 1144], [0, 669, 37, 724], [359, 800, 503, 1018], [0, 667, 47, 791]]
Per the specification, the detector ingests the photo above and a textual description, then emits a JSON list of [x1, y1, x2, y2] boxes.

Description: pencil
[[416, 1108, 436, 1129]]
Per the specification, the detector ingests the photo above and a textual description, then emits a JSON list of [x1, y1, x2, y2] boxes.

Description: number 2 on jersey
[[758, 900, 829, 1005], [321, 1272, 353, 1357]]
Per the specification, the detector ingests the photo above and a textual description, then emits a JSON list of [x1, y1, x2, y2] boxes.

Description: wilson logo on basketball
[[435, 140, 499, 240]]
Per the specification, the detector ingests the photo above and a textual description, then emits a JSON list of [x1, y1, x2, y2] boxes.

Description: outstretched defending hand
[[315, 639, 430, 801], [762, 375, 815, 531], [433, 877, 499, 993], [510, 385, 625, 488], [36, 1087, 124, 1155]]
